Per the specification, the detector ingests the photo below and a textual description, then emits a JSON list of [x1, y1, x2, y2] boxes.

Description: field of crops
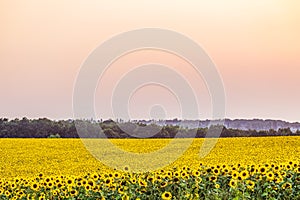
[[0, 136, 300, 199]]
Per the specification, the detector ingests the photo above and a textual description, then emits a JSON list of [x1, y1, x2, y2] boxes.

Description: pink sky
[[0, 0, 300, 121]]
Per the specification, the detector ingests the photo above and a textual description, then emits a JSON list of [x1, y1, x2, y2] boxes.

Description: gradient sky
[[0, 0, 300, 121]]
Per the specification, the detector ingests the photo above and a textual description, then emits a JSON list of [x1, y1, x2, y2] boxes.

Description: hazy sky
[[0, 0, 300, 121]]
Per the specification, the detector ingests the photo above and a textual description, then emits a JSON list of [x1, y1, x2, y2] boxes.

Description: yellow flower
[[180, 171, 188, 178], [114, 172, 121, 179], [209, 175, 217, 182], [138, 179, 147, 187], [246, 180, 255, 190], [130, 178, 137, 184], [229, 179, 237, 188], [258, 167, 267, 174], [70, 189, 78, 196], [122, 194, 129, 200], [266, 171, 274, 181], [118, 187, 125, 194], [123, 165, 130, 172], [39, 195, 46, 200], [91, 172, 99, 180], [282, 182, 292, 189], [213, 168, 220, 176], [30, 182, 39, 191], [104, 178, 112, 186], [160, 181, 168, 188], [162, 191, 172, 200], [239, 170, 249, 180], [231, 171, 239, 179]]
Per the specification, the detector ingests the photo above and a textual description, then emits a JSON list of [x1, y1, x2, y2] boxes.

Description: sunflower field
[[0, 136, 299, 199]]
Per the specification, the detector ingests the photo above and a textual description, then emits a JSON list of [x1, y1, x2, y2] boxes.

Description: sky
[[0, 0, 300, 122]]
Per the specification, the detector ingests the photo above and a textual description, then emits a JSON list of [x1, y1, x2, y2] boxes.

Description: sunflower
[[215, 184, 220, 189], [280, 171, 287, 177], [30, 182, 39, 191], [195, 177, 202, 184], [274, 176, 283, 183], [231, 171, 239, 179], [147, 176, 154, 183], [118, 187, 125, 194], [162, 191, 172, 200], [266, 171, 275, 181], [293, 163, 298, 168], [173, 171, 180, 178], [10, 182, 17, 189], [4, 190, 10, 197], [104, 178, 112, 186], [180, 171, 187, 178], [130, 178, 137, 184], [110, 183, 117, 191], [138, 179, 147, 187], [164, 174, 171, 180], [173, 177, 180, 183], [246, 180, 255, 190], [285, 164, 292, 170], [76, 181, 83, 187], [91, 172, 99, 180], [282, 182, 292, 189], [182, 166, 187, 171], [209, 175, 217, 183], [114, 172, 121, 179], [249, 167, 256, 174], [122, 194, 129, 200], [229, 179, 237, 188], [213, 168, 220, 176], [38, 173, 44, 179], [44, 178, 51, 183], [47, 181, 54, 188], [258, 166, 267, 174], [160, 182, 168, 188], [39, 195, 46, 200], [222, 167, 229, 174], [123, 166, 130, 172], [286, 173, 292, 179], [70, 189, 78, 197], [156, 175, 162, 182], [271, 163, 275, 168], [52, 190, 58, 196], [274, 165, 281, 171], [192, 170, 200, 177], [57, 182, 63, 188], [239, 170, 249, 180], [85, 184, 91, 191]]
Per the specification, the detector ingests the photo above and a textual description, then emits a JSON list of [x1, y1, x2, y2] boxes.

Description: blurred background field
[[0, 136, 299, 178]]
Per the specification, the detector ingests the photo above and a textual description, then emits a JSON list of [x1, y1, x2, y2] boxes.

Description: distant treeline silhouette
[[0, 118, 299, 138]]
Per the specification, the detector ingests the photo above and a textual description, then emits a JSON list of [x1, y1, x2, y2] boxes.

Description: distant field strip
[[0, 136, 299, 178]]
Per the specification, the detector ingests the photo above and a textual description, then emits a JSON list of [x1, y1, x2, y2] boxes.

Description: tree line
[[0, 117, 299, 138]]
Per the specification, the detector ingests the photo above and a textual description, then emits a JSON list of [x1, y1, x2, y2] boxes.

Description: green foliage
[[48, 133, 61, 138], [0, 118, 298, 138]]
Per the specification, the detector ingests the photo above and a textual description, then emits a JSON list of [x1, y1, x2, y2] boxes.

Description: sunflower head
[[162, 191, 172, 200]]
